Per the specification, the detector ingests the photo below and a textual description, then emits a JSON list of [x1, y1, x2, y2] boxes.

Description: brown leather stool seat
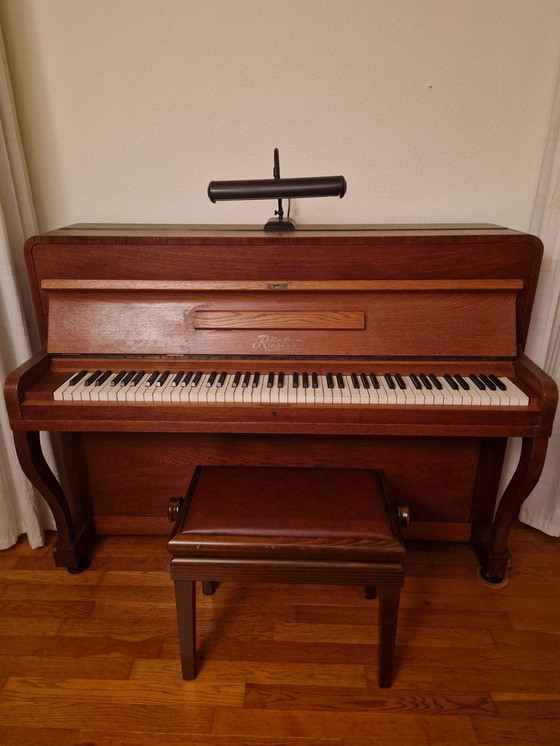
[[168, 466, 406, 687]]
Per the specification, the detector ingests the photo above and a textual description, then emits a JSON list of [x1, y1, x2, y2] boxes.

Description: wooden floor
[[0, 524, 559, 746]]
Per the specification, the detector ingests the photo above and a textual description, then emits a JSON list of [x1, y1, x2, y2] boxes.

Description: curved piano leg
[[12, 430, 95, 572], [473, 435, 549, 585]]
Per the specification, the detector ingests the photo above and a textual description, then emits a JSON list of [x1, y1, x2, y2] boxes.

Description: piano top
[[25, 223, 543, 353]]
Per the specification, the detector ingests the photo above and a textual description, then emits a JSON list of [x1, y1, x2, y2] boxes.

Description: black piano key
[[488, 374, 507, 391], [182, 371, 194, 386], [292, 372, 299, 388], [156, 371, 170, 386], [84, 370, 102, 386], [351, 373, 360, 389], [267, 372, 275, 388], [131, 370, 145, 386], [326, 373, 335, 389], [384, 373, 396, 389], [312, 372, 319, 388], [454, 374, 470, 390], [277, 372, 285, 388], [216, 371, 227, 388], [394, 373, 407, 390], [111, 370, 127, 386], [479, 374, 497, 391], [252, 372, 261, 387], [232, 371, 242, 388], [428, 373, 443, 390], [171, 371, 184, 387], [95, 370, 113, 386], [444, 373, 459, 390], [191, 371, 202, 386], [369, 373, 380, 389], [360, 373, 370, 389], [121, 370, 136, 386], [469, 374, 485, 390], [410, 374, 422, 390], [206, 371, 217, 387], [69, 370, 88, 386], [336, 373, 345, 388], [302, 372, 309, 388], [146, 371, 160, 387], [242, 371, 251, 388], [419, 373, 432, 390]]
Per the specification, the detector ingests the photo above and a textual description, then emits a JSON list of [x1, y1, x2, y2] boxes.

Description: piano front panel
[[79, 431, 484, 540]]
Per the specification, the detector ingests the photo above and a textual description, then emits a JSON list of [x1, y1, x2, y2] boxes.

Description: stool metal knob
[[396, 504, 410, 528], [168, 497, 184, 523]]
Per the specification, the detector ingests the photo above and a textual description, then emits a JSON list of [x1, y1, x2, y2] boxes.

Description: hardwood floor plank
[[0, 617, 62, 635], [211, 708, 478, 744], [376, 663, 560, 693], [0, 652, 133, 679], [294, 604, 513, 630], [130, 658, 367, 687], [505, 611, 560, 634], [273, 621, 496, 648], [0, 678, 220, 732], [77, 732, 343, 746], [471, 715, 546, 745], [491, 692, 560, 719], [182, 638, 378, 664], [244, 683, 497, 716], [0, 632, 163, 658], [0, 598, 94, 619], [0, 726, 79, 746]]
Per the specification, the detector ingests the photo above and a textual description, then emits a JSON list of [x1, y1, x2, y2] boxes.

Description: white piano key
[[439, 377, 466, 405], [252, 376, 267, 404], [496, 377, 530, 406], [72, 378, 94, 402], [340, 375, 353, 403], [90, 375, 116, 402], [127, 373, 151, 402], [153, 377, 175, 402], [53, 373, 82, 401]]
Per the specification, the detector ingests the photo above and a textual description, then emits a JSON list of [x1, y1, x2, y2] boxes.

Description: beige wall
[[1, 0, 559, 232]]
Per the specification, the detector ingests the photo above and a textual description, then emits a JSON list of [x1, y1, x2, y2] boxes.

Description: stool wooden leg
[[202, 581, 216, 595], [174, 579, 196, 680], [377, 585, 401, 688]]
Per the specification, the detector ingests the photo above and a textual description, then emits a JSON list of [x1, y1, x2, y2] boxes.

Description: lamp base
[[264, 216, 297, 231]]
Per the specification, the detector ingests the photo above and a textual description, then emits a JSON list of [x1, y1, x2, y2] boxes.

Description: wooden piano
[[4, 223, 557, 583]]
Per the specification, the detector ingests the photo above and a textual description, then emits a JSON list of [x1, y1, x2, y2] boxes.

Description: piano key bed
[[53, 369, 530, 406]]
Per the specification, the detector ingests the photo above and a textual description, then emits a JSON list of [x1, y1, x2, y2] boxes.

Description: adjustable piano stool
[[168, 466, 408, 687]]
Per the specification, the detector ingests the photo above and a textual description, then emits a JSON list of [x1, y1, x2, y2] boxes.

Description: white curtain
[[0, 24, 55, 549], [518, 73, 560, 536]]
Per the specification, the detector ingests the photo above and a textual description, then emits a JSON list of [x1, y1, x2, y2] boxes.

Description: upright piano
[[4, 223, 557, 582]]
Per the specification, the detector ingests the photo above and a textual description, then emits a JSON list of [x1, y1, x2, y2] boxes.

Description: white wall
[[1, 0, 559, 233]]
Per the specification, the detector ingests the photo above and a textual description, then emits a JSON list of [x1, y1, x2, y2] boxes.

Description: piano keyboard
[[52, 370, 530, 406]]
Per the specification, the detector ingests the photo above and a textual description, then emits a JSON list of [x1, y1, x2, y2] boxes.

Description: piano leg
[[472, 435, 549, 585], [12, 430, 95, 572]]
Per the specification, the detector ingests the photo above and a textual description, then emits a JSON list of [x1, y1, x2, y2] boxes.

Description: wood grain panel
[[44, 287, 518, 357], [193, 310, 365, 330]]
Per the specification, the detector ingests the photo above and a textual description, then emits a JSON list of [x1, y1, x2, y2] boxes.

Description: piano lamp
[[207, 148, 347, 230]]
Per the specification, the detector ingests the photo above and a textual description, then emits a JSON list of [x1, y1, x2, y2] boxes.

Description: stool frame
[[169, 467, 406, 688]]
